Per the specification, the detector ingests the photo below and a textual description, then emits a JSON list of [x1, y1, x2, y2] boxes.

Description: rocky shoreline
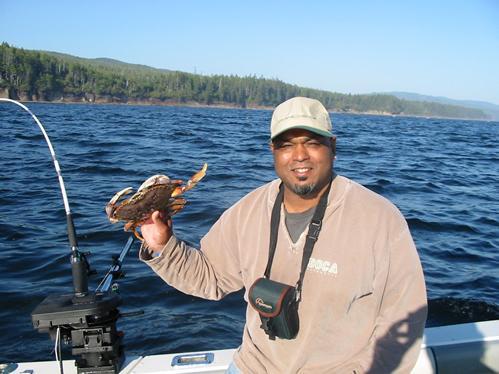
[[1, 90, 486, 121]]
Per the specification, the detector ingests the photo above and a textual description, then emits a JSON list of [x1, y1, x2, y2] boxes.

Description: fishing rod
[[1, 98, 137, 373], [0, 98, 89, 295]]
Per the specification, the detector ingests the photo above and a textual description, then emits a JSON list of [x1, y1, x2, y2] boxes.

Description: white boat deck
[[3, 320, 499, 373]]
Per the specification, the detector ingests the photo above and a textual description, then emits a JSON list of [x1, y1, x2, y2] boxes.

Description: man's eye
[[306, 140, 321, 147]]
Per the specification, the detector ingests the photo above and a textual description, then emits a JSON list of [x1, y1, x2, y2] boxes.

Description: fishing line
[[54, 327, 60, 361], [54, 326, 64, 374]]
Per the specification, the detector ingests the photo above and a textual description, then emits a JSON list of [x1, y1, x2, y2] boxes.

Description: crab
[[106, 163, 207, 240]]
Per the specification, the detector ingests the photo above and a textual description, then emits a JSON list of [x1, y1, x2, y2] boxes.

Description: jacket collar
[[266, 173, 349, 220]]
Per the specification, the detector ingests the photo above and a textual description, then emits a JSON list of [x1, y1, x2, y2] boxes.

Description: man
[[140, 97, 427, 373]]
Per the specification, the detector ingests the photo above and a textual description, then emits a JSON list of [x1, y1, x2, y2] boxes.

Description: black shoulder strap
[[264, 183, 284, 278], [264, 179, 332, 298], [296, 180, 331, 298]]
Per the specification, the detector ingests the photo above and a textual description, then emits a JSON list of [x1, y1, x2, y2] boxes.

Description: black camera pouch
[[249, 277, 299, 340]]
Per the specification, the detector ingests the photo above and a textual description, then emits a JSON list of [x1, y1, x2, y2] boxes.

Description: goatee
[[290, 183, 317, 197]]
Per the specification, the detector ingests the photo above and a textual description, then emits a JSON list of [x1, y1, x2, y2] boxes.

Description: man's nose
[[293, 143, 309, 161]]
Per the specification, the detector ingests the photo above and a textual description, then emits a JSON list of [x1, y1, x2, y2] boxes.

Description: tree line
[[0, 43, 488, 119]]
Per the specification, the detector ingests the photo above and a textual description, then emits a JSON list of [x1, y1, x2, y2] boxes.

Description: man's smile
[[291, 166, 313, 180]]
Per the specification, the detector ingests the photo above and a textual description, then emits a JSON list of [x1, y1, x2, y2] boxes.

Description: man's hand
[[140, 211, 173, 254]]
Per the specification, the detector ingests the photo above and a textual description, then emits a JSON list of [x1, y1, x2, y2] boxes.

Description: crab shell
[[105, 163, 207, 240], [106, 178, 183, 223]]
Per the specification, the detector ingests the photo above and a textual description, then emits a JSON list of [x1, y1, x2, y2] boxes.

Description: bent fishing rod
[[1, 97, 91, 295], [2, 98, 136, 292], [2, 97, 135, 291], [2, 98, 138, 373]]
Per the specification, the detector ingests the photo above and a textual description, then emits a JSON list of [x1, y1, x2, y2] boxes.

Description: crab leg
[[172, 163, 208, 197], [124, 221, 145, 241], [168, 197, 187, 216], [132, 228, 144, 241]]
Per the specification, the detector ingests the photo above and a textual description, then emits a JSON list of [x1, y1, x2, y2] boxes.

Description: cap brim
[[271, 125, 332, 140]]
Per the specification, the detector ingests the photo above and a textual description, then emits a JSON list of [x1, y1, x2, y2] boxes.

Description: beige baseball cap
[[270, 97, 332, 140]]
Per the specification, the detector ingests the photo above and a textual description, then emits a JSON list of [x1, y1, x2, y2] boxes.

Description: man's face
[[271, 129, 335, 198]]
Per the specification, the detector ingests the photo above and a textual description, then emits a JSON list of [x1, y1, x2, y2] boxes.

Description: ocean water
[[0, 102, 498, 363]]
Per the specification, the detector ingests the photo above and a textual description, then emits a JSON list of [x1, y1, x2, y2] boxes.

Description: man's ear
[[331, 136, 337, 156], [270, 141, 275, 154]]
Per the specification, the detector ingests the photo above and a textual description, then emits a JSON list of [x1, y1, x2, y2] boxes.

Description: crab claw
[[106, 187, 134, 222], [138, 174, 170, 192], [172, 163, 208, 197]]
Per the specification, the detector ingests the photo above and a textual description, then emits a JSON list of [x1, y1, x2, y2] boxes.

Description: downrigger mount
[[2, 98, 139, 374], [31, 235, 136, 374]]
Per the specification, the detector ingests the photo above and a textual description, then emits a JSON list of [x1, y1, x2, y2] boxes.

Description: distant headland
[[0, 42, 491, 120]]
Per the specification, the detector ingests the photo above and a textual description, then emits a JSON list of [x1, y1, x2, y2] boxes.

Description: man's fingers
[[151, 211, 171, 225], [141, 212, 162, 226], [140, 211, 173, 252], [151, 211, 161, 223]]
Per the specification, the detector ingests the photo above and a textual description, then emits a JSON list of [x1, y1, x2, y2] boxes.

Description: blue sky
[[1, 0, 498, 104]]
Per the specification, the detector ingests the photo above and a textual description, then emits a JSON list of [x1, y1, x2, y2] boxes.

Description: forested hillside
[[0, 43, 488, 119]]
